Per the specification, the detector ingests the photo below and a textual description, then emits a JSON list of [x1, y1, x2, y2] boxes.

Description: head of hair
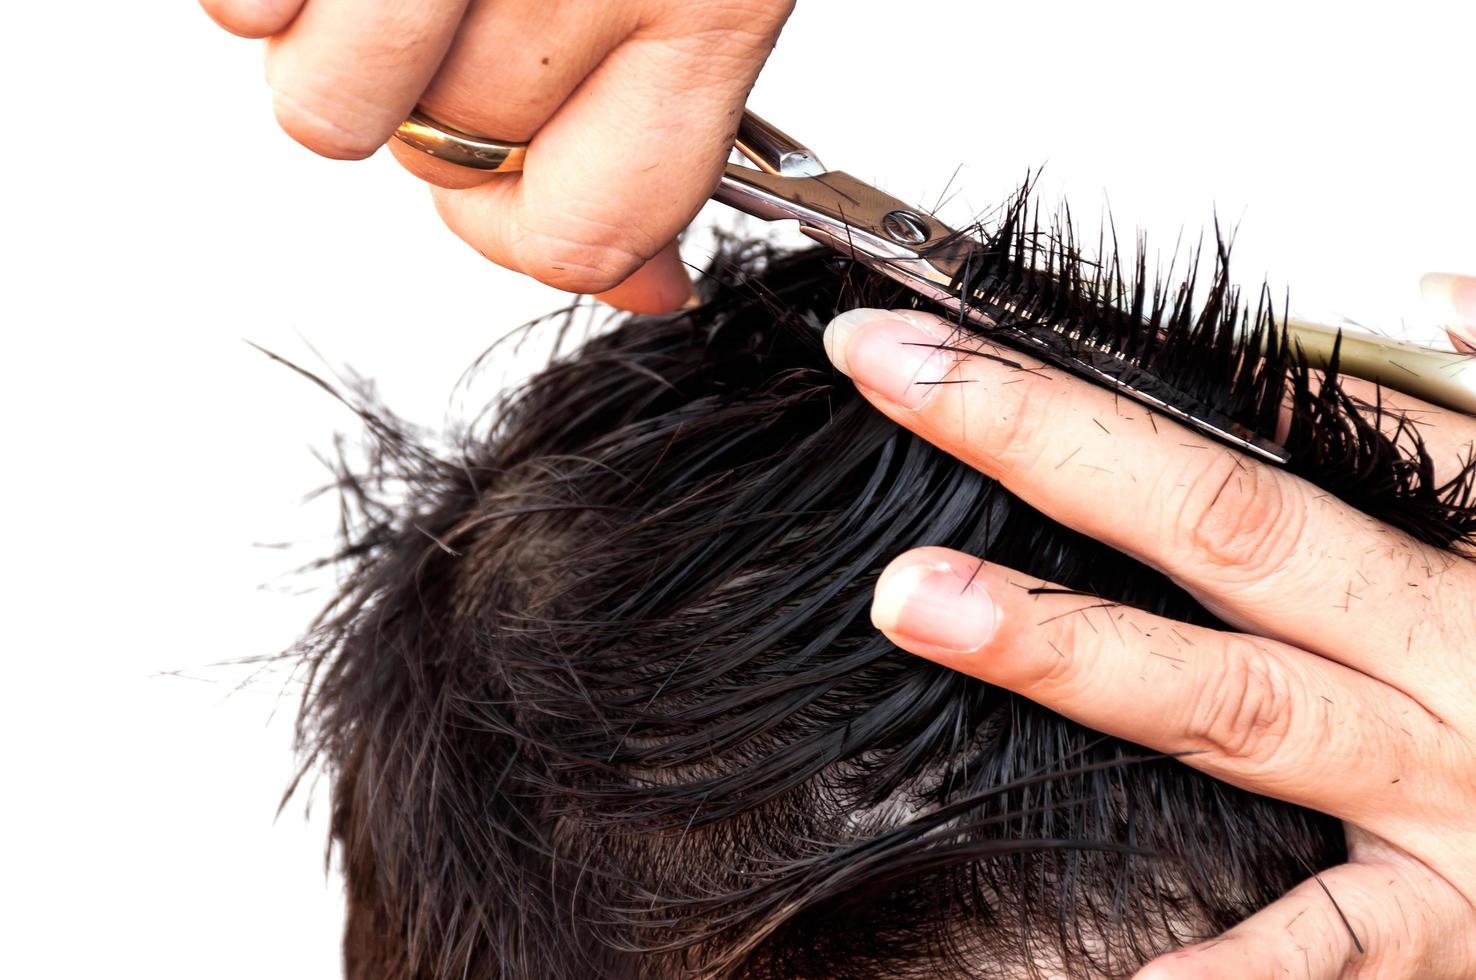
[[288, 207, 1475, 978]]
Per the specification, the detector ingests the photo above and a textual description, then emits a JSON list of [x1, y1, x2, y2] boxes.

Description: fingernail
[[681, 285, 703, 310], [823, 309, 954, 409], [871, 560, 998, 654], [1421, 272, 1476, 324]]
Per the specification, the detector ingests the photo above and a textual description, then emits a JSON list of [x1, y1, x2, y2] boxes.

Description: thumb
[[1134, 840, 1476, 979], [595, 240, 698, 314]]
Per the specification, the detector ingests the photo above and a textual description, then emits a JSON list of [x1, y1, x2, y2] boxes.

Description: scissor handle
[[391, 107, 821, 180], [732, 111, 826, 177]]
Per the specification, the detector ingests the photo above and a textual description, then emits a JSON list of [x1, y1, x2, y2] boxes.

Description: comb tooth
[[961, 280, 1146, 373]]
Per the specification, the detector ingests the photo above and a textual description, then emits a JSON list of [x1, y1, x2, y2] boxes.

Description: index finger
[[823, 307, 1476, 715]]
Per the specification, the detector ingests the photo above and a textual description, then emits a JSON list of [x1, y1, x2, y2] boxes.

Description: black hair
[[285, 201, 1476, 978]]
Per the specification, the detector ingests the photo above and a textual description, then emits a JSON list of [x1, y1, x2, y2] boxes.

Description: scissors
[[396, 109, 1476, 465]]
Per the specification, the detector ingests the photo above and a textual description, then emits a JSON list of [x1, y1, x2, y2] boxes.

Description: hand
[[1424, 273, 1476, 353], [201, 0, 794, 313], [820, 296, 1476, 977]]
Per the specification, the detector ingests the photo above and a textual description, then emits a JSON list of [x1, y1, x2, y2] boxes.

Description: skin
[[203, 3, 1476, 969], [1424, 273, 1476, 353], [200, 0, 795, 313], [823, 288, 1476, 978]]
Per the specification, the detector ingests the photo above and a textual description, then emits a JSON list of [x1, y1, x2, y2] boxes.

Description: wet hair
[[286, 202, 1476, 978]]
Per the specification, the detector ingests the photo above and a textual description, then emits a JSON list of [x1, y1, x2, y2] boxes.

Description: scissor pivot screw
[[882, 209, 930, 245]]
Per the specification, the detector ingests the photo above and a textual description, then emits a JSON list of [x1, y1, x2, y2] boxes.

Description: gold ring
[[393, 110, 528, 173]]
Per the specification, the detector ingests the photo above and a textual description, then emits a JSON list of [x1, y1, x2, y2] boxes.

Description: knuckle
[[1430, 566, 1476, 653], [1174, 451, 1304, 580], [1125, 961, 1196, 980], [1337, 877, 1449, 974], [1027, 603, 1100, 695], [943, 359, 1066, 475], [990, 382, 1053, 465], [270, 85, 388, 161], [1134, 953, 1276, 980], [512, 228, 646, 294], [1184, 639, 1298, 767], [683, 0, 795, 36], [200, 0, 286, 39]]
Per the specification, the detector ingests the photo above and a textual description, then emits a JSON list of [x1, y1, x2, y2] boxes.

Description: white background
[[2, 2, 1472, 977]]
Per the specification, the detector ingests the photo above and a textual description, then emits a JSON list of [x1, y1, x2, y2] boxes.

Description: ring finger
[[385, 0, 638, 189]]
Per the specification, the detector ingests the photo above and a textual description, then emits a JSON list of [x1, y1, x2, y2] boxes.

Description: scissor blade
[[714, 166, 954, 270]]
